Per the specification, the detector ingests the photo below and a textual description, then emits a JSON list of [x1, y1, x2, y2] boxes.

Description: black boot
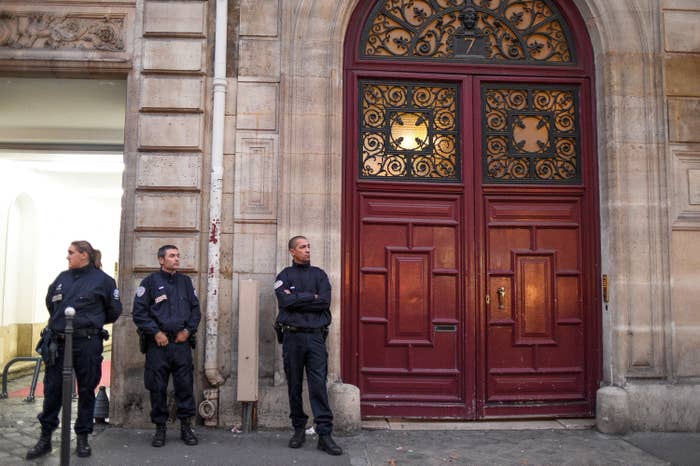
[[151, 424, 166, 447], [76, 433, 92, 458], [180, 419, 198, 446], [317, 434, 343, 456], [288, 427, 306, 448], [26, 429, 52, 460]]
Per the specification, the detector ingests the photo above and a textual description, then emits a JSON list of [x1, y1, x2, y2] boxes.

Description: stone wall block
[[627, 384, 700, 431], [252, 229, 276, 274], [221, 192, 235, 234], [240, 0, 279, 37], [237, 82, 278, 130], [223, 115, 237, 155], [143, 39, 204, 72], [664, 11, 700, 52], [144, 1, 206, 37], [233, 232, 254, 272], [234, 133, 278, 220], [611, 96, 662, 143], [291, 114, 330, 155], [138, 114, 202, 150], [668, 98, 700, 143], [140, 77, 204, 112], [671, 231, 700, 377], [134, 192, 200, 230], [664, 54, 700, 96], [294, 77, 331, 114], [225, 78, 238, 116], [293, 41, 332, 77], [132, 235, 198, 271], [670, 149, 700, 228], [238, 39, 280, 79], [136, 153, 201, 188], [223, 153, 235, 193], [662, 0, 700, 10]]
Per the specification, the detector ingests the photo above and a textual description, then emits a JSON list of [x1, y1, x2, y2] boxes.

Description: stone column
[[112, 0, 210, 426]]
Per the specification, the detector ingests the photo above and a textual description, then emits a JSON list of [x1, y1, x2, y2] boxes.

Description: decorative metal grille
[[360, 80, 460, 181], [482, 84, 580, 183], [362, 0, 574, 64]]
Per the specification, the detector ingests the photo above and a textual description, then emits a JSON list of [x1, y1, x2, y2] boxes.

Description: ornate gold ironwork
[[360, 80, 459, 180], [362, 0, 573, 64], [482, 85, 580, 183]]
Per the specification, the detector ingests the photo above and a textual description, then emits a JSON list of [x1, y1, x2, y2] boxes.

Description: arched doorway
[[342, 0, 600, 419]]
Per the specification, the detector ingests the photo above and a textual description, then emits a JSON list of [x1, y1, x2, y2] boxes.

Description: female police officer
[[26, 240, 122, 460]]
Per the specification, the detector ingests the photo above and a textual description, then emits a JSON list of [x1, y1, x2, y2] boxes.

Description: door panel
[[344, 72, 598, 419], [484, 196, 587, 408], [358, 193, 466, 414]]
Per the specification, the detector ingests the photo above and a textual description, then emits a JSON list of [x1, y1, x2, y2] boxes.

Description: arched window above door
[[361, 0, 575, 64]]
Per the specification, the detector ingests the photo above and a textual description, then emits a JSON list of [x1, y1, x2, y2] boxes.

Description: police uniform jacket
[[46, 264, 122, 332], [132, 269, 201, 336], [274, 261, 331, 329]]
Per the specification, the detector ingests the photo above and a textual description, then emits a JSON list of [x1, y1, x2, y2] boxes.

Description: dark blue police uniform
[[274, 261, 333, 435], [132, 269, 200, 424], [40, 264, 122, 435]]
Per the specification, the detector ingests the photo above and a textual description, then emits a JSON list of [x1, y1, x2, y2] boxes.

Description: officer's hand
[[154, 331, 169, 347], [283, 289, 291, 295], [175, 329, 189, 343]]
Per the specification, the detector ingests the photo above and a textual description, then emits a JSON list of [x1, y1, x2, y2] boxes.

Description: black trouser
[[38, 336, 103, 434], [144, 340, 195, 425], [282, 330, 333, 435]]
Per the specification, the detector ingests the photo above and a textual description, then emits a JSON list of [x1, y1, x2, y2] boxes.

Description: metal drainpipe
[[204, 0, 228, 391]]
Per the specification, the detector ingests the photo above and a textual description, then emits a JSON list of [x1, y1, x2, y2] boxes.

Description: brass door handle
[[497, 287, 506, 309]]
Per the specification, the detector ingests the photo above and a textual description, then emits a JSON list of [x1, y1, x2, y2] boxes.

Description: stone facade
[[0, 0, 698, 432]]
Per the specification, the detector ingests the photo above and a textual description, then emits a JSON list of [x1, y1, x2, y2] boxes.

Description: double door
[[343, 74, 599, 419]]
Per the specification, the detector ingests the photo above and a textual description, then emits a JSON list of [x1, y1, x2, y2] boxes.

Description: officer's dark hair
[[158, 244, 179, 259], [288, 236, 307, 250], [71, 240, 102, 269]]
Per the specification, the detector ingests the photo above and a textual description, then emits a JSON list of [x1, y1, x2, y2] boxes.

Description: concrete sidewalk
[[2, 367, 699, 466], [2, 395, 699, 466]]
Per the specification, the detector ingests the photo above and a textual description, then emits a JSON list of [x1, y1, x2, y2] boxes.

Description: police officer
[[27, 240, 122, 460], [274, 235, 342, 456], [132, 245, 200, 447]]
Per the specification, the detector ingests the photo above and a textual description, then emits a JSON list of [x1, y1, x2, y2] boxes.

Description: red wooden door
[[342, 0, 600, 420], [481, 195, 591, 416], [357, 192, 473, 418]]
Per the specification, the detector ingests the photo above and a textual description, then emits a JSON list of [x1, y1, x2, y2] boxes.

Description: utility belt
[[273, 321, 327, 343], [283, 325, 327, 334], [56, 328, 108, 341]]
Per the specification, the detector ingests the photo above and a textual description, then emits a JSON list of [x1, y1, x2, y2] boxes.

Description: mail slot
[[434, 324, 457, 333]]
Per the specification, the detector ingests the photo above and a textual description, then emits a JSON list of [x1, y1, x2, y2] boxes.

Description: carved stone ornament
[[0, 11, 125, 52]]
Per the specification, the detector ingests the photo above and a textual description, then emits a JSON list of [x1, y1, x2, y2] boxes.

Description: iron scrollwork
[[362, 0, 574, 64], [360, 80, 460, 181], [482, 84, 580, 183]]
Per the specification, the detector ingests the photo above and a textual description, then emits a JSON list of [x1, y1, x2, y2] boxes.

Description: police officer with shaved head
[[132, 245, 200, 448], [274, 235, 342, 456]]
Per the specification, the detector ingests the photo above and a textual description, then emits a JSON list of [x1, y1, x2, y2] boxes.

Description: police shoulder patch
[[273, 280, 283, 290], [136, 286, 146, 297], [113, 289, 120, 300]]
